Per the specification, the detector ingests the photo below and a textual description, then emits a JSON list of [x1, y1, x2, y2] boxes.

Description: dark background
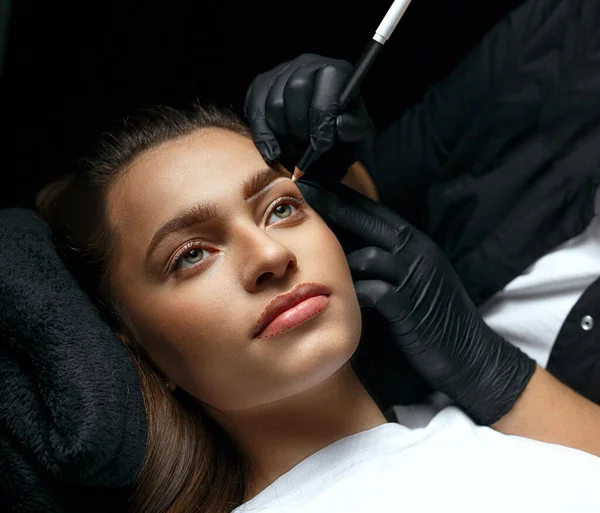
[[0, 0, 525, 209]]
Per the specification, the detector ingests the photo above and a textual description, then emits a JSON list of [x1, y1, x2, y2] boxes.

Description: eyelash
[[168, 194, 307, 276]]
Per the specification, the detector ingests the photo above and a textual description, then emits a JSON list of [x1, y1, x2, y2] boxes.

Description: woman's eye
[[267, 201, 298, 225], [169, 197, 305, 276], [175, 246, 210, 270]]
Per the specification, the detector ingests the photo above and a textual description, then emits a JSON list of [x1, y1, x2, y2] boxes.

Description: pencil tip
[[292, 167, 304, 182]]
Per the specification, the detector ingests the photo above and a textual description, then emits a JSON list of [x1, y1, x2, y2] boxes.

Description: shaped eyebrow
[[145, 166, 290, 265]]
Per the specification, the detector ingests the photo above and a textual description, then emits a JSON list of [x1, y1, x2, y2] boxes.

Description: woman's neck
[[211, 363, 387, 502]]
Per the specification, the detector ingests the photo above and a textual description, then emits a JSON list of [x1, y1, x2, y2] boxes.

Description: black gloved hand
[[244, 53, 375, 182], [297, 180, 537, 425]]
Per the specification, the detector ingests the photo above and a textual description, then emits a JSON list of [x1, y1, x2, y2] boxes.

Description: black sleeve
[[369, 0, 571, 225]]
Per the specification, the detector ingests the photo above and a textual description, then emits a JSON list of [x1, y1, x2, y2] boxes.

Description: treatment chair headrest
[[0, 208, 147, 512]]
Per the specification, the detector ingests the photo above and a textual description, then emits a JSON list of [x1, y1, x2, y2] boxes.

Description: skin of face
[[107, 127, 363, 413]]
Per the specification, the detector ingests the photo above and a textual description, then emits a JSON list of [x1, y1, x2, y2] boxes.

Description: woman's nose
[[236, 226, 298, 291]]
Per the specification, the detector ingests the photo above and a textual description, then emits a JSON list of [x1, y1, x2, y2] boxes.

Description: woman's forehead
[[105, 128, 273, 256], [130, 128, 261, 182], [110, 129, 264, 216]]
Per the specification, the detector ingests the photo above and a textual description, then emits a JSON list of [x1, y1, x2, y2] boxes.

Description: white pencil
[[293, 0, 415, 182]]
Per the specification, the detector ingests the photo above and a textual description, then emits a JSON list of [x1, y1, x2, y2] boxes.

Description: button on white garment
[[479, 214, 600, 368], [581, 315, 594, 331]]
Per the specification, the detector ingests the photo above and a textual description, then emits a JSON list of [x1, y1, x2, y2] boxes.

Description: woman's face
[[107, 128, 362, 411]]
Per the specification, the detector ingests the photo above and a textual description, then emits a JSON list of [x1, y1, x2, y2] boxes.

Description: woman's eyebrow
[[145, 166, 290, 265], [245, 175, 289, 204]]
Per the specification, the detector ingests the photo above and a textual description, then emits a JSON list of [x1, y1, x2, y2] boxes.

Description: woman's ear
[[341, 162, 380, 202], [165, 378, 178, 393], [274, 159, 379, 202]]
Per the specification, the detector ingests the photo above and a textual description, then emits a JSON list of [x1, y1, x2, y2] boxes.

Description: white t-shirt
[[233, 406, 600, 512]]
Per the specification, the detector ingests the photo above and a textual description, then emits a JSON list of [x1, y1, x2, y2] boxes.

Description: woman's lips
[[253, 282, 331, 338], [255, 295, 331, 339]]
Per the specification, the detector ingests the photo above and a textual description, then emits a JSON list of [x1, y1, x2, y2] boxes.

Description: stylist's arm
[[297, 180, 600, 457]]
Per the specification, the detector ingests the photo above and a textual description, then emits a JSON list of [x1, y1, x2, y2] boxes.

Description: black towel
[[0, 208, 147, 513]]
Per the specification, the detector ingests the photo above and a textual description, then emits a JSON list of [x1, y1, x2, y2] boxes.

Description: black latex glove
[[297, 180, 537, 425], [244, 53, 375, 182]]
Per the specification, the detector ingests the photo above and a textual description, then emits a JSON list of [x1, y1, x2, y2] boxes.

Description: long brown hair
[[35, 104, 253, 513]]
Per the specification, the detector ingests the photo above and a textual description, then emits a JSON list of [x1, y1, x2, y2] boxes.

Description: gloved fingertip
[[257, 140, 280, 162], [310, 133, 334, 155]]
